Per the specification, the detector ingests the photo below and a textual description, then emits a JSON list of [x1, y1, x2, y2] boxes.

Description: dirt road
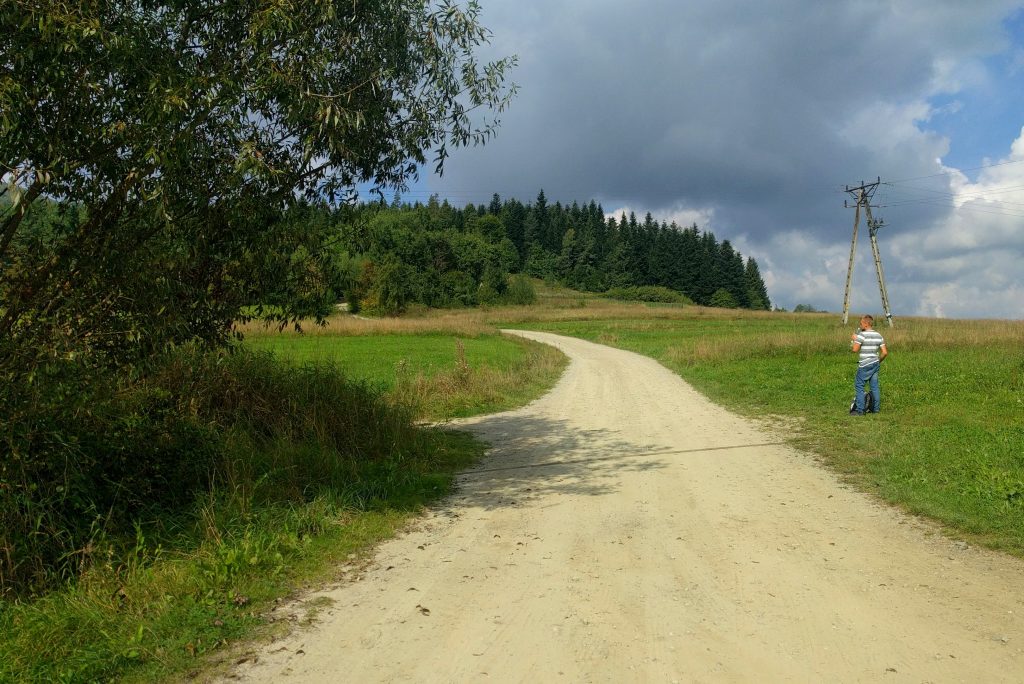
[[231, 331, 1023, 682]]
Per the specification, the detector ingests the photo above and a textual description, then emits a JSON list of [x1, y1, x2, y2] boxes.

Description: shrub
[[708, 288, 739, 309], [604, 285, 693, 305], [503, 274, 537, 305], [365, 257, 415, 315], [478, 282, 501, 305], [1, 357, 217, 593], [0, 346, 417, 595], [439, 270, 477, 307]]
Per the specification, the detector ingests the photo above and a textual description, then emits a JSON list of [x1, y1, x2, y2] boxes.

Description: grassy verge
[[0, 327, 566, 683], [515, 312, 1024, 554], [243, 326, 567, 421], [0, 429, 483, 683]]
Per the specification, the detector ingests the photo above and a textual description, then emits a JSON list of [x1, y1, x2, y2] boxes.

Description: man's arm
[[879, 343, 888, 362]]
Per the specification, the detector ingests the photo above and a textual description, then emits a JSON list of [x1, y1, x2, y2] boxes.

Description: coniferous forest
[[301, 190, 771, 315]]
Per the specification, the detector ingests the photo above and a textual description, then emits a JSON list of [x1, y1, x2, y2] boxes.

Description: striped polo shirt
[[856, 329, 886, 367]]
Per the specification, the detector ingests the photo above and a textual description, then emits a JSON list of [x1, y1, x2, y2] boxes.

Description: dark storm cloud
[[428, 0, 1024, 317]]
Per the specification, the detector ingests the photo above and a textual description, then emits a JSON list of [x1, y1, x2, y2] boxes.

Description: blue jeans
[[854, 362, 881, 413]]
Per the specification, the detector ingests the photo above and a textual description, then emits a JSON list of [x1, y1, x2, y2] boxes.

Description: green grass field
[[243, 334, 516, 388], [243, 330, 567, 420], [6, 298, 1022, 683]]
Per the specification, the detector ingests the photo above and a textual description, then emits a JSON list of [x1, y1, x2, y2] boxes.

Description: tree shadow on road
[[441, 413, 674, 512]]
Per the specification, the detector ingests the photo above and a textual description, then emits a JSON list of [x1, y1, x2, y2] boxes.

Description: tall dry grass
[[240, 297, 1023, 365], [656, 315, 1024, 367], [881, 316, 1024, 350], [238, 310, 498, 338], [238, 298, 788, 339]]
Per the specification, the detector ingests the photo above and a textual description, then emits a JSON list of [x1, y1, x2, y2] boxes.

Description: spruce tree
[[558, 227, 578, 282], [744, 257, 771, 310], [717, 241, 747, 307], [549, 201, 567, 253], [533, 189, 549, 245], [501, 199, 528, 269], [589, 201, 608, 263]]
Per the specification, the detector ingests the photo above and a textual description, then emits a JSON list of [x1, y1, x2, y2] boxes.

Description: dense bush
[[0, 347, 417, 596], [504, 274, 538, 305], [709, 288, 740, 309], [604, 285, 694, 305]]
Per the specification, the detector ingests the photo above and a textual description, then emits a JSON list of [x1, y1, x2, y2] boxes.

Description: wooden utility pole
[[841, 178, 892, 327], [868, 217, 894, 327]]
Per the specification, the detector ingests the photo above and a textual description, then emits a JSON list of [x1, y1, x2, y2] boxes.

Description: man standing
[[850, 314, 888, 415]]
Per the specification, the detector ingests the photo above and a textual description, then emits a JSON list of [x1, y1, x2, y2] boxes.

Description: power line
[[884, 157, 1024, 185], [878, 181, 1024, 217], [884, 179, 1024, 202], [881, 198, 1024, 220]]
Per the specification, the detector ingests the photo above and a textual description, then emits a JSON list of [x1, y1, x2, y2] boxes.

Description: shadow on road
[[444, 413, 673, 512]]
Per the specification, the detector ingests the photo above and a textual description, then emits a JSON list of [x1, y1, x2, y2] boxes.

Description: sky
[[405, 0, 1024, 320]]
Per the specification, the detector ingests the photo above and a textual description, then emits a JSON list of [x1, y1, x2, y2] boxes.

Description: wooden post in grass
[[841, 178, 883, 325]]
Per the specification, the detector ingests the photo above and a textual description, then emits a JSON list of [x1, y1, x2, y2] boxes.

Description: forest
[[299, 190, 771, 315]]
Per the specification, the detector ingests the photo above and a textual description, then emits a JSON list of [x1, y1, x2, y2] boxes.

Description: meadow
[[248, 298, 1024, 554], [4, 293, 1021, 682]]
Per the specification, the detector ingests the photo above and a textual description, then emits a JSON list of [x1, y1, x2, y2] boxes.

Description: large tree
[[0, 0, 516, 371]]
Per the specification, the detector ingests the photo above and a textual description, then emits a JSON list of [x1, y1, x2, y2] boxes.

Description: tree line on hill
[[294, 190, 771, 314]]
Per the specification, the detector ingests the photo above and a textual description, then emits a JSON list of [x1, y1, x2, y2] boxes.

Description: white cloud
[[604, 204, 715, 230], [915, 281, 1024, 319]]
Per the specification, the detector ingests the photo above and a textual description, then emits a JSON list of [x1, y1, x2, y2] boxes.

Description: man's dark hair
[[862, 314, 874, 325]]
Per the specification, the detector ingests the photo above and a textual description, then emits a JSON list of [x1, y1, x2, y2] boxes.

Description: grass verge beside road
[[243, 328, 567, 420], [1, 323, 566, 683], [0, 430, 484, 684]]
